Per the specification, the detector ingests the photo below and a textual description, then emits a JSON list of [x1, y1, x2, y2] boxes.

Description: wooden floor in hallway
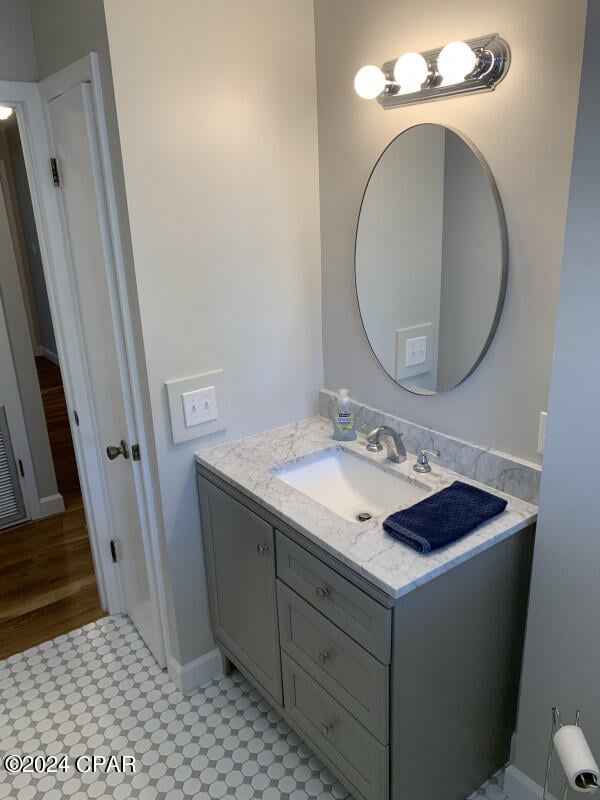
[[0, 357, 105, 660]]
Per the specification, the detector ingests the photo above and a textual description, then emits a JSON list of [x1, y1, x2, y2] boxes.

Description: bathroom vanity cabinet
[[197, 465, 534, 800]]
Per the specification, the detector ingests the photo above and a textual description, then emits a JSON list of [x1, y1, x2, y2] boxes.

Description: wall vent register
[[0, 405, 26, 529]]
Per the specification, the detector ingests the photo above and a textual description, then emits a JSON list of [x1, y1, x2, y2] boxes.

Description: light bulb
[[437, 41, 477, 86], [0, 105, 14, 121], [354, 65, 386, 100], [393, 52, 429, 94]]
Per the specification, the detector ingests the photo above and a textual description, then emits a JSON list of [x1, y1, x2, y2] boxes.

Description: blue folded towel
[[383, 480, 508, 553]]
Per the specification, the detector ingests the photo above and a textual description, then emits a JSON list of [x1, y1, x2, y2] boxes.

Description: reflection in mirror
[[355, 124, 506, 395]]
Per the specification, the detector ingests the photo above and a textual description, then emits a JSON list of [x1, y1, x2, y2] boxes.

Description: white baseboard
[[35, 346, 60, 365], [38, 493, 65, 518], [167, 647, 223, 693], [504, 765, 557, 800]]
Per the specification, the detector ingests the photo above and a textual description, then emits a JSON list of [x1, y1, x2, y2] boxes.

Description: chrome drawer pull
[[316, 586, 330, 600], [256, 543, 270, 555], [318, 651, 330, 664], [320, 722, 332, 737]]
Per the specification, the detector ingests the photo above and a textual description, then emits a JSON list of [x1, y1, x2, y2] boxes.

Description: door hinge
[[50, 157, 61, 187], [18, 459, 25, 478], [110, 539, 118, 563], [132, 444, 141, 461]]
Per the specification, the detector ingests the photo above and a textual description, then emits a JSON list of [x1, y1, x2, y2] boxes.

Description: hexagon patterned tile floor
[[0, 615, 508, 800]]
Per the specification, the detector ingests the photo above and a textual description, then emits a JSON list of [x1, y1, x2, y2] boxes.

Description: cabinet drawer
[[277, 581, 389, 743], [282, 652, 388, 800], [276, 532, 391, 663]]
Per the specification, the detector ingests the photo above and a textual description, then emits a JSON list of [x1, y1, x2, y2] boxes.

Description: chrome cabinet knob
[[106, 440, 130, 461], [256, 543, 270, 555], [316, 586, 330, 600]]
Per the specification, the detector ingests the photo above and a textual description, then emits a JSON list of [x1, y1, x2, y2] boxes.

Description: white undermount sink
[[271, 447, 429, 523]]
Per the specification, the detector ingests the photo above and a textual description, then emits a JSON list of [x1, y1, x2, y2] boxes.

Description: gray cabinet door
[[198, 476, 282, 705]]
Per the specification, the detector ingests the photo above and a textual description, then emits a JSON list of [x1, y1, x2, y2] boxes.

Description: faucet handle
[[413, 448, 440, 474], [366, 427, 383, 452]]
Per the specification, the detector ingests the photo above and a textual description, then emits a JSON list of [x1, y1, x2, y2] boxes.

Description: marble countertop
[[195, 417, 537, 600]]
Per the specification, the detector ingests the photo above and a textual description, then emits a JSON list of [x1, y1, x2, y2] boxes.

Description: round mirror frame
[[354, 123, 508, 396]]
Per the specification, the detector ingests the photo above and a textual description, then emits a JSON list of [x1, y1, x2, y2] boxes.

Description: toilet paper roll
[[554, 725, 600, 793]]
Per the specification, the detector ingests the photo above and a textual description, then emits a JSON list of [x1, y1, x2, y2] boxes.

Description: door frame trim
[[0, 55, 169, 668]]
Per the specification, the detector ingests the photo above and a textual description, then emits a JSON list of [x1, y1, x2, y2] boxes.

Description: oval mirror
[[355, 124, 507, 395]]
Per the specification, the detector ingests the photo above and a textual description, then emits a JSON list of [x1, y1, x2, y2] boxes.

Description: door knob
[[106, 440, 130, 461]]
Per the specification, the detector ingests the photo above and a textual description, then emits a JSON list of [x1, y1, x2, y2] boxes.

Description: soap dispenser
[[332, 389, 357, 441]]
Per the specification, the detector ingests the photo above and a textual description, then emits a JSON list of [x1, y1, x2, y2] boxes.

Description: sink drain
[[356, 511, 372, 522]]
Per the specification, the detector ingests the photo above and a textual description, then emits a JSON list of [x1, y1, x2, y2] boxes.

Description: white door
[[47, 82, 164, 664]]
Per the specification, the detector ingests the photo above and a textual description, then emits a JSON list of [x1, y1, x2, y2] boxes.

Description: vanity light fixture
[[354, 65, 388, 99], [0, 105, 14, 121], [393, 52, 429, 94], [354, 33, 510, 109], [437, 41, 478, 85]]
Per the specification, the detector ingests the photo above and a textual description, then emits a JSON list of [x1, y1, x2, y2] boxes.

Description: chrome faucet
[[366, 426, 407, 464], [413, 448, 440, 473]]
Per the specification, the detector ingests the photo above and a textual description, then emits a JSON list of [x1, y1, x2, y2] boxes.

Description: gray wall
[[104, 0, 323, 668], [510, 1, 600, 790], [314, 0, 587, 464], [438, 130, 503, 393], [29, 0, 109, 79], [0, 0, 38, 81]]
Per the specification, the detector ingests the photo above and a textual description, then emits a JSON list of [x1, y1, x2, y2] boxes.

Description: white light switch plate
[[166, 370, 228, 444], [405, 335, 427, 367], [182, 386, 218, 427], [395, 323, 435, 380]]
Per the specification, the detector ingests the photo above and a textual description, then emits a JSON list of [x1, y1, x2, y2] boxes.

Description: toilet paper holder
[[544, 708, 599, 799]]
